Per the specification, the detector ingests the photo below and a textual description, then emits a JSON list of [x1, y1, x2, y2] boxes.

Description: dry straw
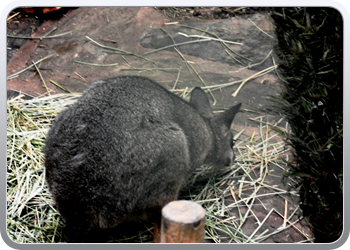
[[7, 94, 312, 243], [7, 94, 80, 243]]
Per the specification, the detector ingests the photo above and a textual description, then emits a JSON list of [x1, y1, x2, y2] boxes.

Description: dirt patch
[[155, 7, 268, 21]]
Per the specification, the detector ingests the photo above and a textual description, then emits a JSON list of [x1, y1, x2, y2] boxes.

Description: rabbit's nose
[[223, 150, 234, 166]]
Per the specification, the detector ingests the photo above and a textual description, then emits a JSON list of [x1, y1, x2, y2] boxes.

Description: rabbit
[[44, 76, 241, 242]]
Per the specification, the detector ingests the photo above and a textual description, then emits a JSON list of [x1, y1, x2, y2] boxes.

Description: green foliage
[[270, 7, 343, 242]]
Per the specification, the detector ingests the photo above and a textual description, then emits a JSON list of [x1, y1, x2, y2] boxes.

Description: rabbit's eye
[[230, 139, 235, 148]]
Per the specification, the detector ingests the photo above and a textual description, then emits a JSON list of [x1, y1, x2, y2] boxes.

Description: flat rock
[[7, 7, 280, 127]]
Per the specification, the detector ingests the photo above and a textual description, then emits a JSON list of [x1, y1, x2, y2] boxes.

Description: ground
[[6, 7, 313, 243]]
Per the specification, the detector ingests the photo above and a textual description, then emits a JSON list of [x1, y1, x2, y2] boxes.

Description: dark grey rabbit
[[44, 76, 241, 243]]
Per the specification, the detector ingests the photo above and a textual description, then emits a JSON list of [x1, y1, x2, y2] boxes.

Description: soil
[[6, 7, 313, 243]]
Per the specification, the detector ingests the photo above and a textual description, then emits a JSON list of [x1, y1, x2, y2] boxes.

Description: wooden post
[[160, 200, 206, 243]]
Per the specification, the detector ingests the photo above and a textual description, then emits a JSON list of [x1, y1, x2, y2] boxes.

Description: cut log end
[[160, 200, 205, 243]]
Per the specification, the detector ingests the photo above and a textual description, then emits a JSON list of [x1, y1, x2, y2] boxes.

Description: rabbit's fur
[[44, 76, 241, 242]]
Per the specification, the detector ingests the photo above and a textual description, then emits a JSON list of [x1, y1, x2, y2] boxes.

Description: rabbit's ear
[[189, 87, 214, 119], [215, 103, 241, 128]]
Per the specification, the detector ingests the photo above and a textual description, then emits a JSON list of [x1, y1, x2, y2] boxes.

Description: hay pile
[[7, 94, 79, 243], [7, 93, 310, 243], [270, 7, 343, 242]]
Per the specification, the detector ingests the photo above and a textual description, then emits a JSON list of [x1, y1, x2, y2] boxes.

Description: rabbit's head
[[189, 87, 241, 168]]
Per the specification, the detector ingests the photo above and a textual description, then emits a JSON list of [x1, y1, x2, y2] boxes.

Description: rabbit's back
[[45, 77, 192, 238]]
